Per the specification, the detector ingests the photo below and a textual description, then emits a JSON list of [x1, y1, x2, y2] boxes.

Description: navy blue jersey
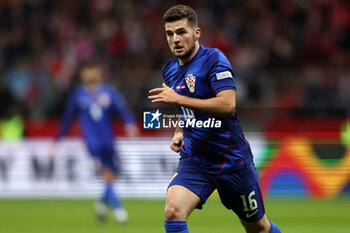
[[162, 45, 253, 174], [56, 84, 136, 156]]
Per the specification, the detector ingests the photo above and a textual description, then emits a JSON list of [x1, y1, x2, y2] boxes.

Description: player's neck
[[178, 42, 200, 66], [85, 83, 101, 92]]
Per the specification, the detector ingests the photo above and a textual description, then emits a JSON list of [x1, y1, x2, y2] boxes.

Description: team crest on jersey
[[185, 74, 196, 93], [98, 94, 111, 108]]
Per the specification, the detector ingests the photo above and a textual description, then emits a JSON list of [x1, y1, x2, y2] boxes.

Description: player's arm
[[55, 92, 78, 140], [110, 88, 139, 137], [148, 83, 236, 118], [170, 117, 183, 153], [51, 91, 78, 160]]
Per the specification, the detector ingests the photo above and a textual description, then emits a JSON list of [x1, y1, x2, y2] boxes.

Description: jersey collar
[[178, 44, 204, 68]]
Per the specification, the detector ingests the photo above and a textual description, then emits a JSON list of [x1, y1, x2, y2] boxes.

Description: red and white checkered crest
[[185, 74, 196, 93]]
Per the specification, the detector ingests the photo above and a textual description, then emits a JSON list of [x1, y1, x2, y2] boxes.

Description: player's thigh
[[216, 162, 266, 223], [165, 184, 202, 220], [165, 166, 215, 220], [97, 148, 120, 178], [168, 160, 216, 210]]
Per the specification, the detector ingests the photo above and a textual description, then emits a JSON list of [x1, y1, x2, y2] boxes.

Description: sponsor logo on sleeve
[[216, 71, 232, 80]]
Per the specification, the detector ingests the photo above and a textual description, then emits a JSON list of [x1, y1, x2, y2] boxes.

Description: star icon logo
[[151, 109, 162, 122], [143, 109, 162, 129]]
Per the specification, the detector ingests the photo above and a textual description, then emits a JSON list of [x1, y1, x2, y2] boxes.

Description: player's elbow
[[222, 104, 235, 118], [216, 91, 236, 117], [227, 108, 236, 118]]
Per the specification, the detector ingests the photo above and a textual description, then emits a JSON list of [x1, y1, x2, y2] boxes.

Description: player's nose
[[173, 33, 180, 42]]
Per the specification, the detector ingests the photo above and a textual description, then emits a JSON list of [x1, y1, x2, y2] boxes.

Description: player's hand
[[170, 133, 184, 153], [148, 83, 180, 105], [125, 124, 139, 137], [49, 141, 58, 161]]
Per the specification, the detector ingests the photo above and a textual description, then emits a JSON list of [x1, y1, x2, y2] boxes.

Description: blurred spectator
[[0, 81, 24, 181], [0, 0, 348, 121], [0, 105, 24, 141], [0, 79, 16, 118]]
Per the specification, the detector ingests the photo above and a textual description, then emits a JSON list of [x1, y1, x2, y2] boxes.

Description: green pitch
[[0, 198, 349, 233]]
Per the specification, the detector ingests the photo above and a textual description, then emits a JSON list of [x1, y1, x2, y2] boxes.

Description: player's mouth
[[174, 46, 184, 53]]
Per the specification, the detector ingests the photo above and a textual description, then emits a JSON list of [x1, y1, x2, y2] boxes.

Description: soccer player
[[149, 5, 282, 233], [53, 61, 138, 224]]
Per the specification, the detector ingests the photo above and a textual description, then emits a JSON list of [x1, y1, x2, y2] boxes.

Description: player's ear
[[194, 27, 201, 41]]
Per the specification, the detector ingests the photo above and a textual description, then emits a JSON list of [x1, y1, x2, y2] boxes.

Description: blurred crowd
[[0, 0, 349, 123]]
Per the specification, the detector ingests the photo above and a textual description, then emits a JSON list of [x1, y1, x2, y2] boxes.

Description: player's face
[[80, 67, 102, 86], [165, 18, 200, 64]]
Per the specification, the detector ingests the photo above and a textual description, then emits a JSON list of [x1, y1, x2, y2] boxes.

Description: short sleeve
[[162, 58, 176, 85], [207, 51, 236, 95]]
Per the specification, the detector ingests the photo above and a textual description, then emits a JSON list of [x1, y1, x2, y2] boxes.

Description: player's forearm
[[175, 94, 235, 118], [55, 117, 72, 140], [174, 117, 183, 135], [149, 85, 236, 117]]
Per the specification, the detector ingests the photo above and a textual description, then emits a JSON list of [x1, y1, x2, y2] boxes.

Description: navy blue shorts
[[168, 159, 265, 222], [88, 143, 119, 173]]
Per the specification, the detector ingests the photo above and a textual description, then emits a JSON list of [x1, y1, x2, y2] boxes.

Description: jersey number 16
[[240, 191, 258, 212]]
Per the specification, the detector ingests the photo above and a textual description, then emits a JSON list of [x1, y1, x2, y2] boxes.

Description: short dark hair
[[163, 5, 198, 28], [79, 60, 98, 71]]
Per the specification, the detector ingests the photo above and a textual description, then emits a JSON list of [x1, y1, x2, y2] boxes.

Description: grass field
[[0, 198, 349, 233]]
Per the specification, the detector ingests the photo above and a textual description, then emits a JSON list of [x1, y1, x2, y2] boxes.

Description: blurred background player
[[52, 61, 138, 224]]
